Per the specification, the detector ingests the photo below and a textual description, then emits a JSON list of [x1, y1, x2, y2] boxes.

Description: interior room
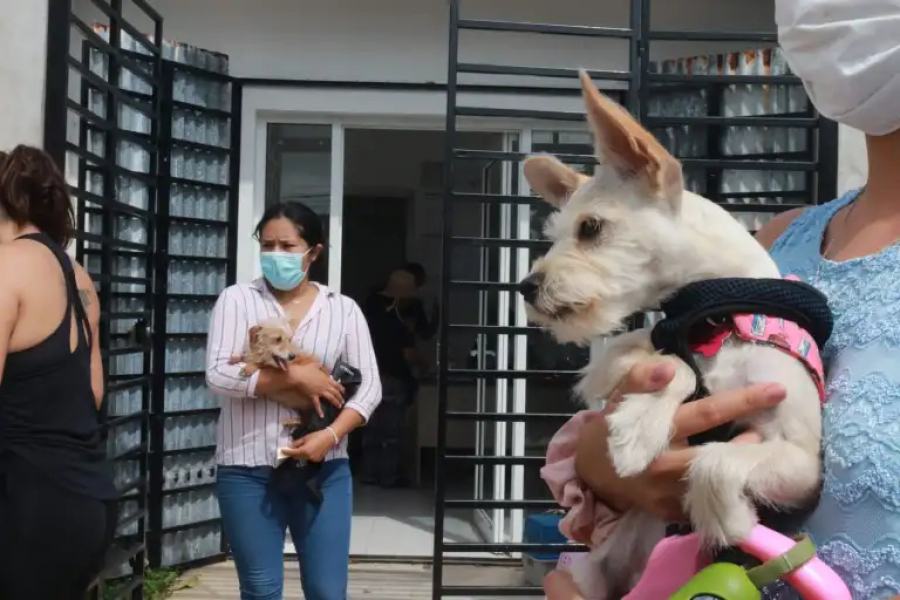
[[342, 128, 503, 557]]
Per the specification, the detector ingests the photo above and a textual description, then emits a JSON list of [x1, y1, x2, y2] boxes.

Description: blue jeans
[[217, 460, 353, 600]]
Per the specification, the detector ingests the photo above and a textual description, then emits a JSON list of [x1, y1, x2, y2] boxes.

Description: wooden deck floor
[[172, 559, 536, 599]]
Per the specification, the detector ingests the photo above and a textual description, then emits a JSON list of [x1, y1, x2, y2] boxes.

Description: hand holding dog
[[282, 429, 337, 463], [287, 362, 344, 417], [544, 571, 584, 600], [576, 360, 787, 523]]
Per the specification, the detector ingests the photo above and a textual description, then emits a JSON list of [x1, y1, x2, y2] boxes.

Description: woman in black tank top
[[0, 147, 117, 599]]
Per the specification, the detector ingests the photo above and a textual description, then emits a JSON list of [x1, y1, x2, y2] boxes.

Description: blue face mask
[[260, 251, 309, 291]]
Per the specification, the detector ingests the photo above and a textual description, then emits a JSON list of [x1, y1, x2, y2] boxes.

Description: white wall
[[78, 0, 777, 83], [0, 0, 48, 149], [0, 0, 83, 257]]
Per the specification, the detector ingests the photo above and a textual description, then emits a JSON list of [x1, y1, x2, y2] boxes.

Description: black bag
[[270, 361, 362, 503]]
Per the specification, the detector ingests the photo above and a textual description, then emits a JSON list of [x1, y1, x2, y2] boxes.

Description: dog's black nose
[[518, 274, 544, 305], [287, 353, 296, 361]]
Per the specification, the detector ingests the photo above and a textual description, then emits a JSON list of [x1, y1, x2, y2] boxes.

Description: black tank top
[[0, 233, 117, 500]]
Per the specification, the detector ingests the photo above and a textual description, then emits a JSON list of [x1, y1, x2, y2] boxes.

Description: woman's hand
[[281, 429, 338, 463], [575, 360, 787, 522], [287, 362, 345, 418], [544, 571, 584, 600]]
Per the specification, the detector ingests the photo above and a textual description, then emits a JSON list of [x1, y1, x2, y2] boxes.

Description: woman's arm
[[73, 263, 103, 409], [333, 299, 382, 436], [0, 248, 20, 385], [205, 288, 293, 398]]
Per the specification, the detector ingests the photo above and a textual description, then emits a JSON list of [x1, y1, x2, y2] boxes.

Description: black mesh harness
[[649, 277, 833, 543]]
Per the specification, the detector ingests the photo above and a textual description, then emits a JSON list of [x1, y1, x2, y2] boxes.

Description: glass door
[[263, 122, 344, 289], [472, 131, 523, 546]]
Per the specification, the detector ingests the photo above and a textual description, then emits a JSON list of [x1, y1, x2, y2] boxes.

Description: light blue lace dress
[[760, 188, 900, 599]]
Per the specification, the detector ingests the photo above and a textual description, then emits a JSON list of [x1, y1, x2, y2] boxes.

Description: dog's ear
[[579, 71, 683, 202], [248, 326, 262, 345], [524, 155, 591, 209]]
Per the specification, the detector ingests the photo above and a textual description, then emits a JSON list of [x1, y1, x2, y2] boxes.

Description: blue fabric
[[216, 460, 353, 600], [761, 188, 900, 599]]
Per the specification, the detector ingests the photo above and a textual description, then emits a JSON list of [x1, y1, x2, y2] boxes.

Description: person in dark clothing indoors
[[359, 263, 438, 487], [397, 262, 439, 341], [0, 146, 117, 598]]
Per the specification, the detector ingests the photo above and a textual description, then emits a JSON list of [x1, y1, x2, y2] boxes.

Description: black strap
[[16, 233, 92, 349], [650, 277, 833, 446]]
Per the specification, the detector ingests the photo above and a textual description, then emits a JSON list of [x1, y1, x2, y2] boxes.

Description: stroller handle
[[737, 525, 850, 600]]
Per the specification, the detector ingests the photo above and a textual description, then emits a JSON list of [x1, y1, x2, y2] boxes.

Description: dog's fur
[[230, 319, 325, 427], [522, 73, 822, 598]]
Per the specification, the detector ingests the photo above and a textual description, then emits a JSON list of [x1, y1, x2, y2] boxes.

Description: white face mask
[[776, 0, 900, 136]]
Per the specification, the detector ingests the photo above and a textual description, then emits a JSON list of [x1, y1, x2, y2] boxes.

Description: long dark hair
[[254, 201, 326, 248], [0, 145, 75, 248]]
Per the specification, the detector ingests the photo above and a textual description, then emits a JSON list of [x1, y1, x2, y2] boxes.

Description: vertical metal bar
[[636, 0, 651, 124], [626, 0, 642, 117], [98, 4, 120, 435], [137, 10, 165, 586], [148, 58, 175, 569], [218, 79, 242, 558], [705, 86, 723, 202], [94, 6, 119, 593], [510, 129, 532, 549], [43, 0, 72, 165], [816, 118, 839, 204], [76, 41, 91, 267], [632, 0, 651, 333], [433, 0, 459, 597], [803, 95, 818, 203], [227, 81, 243, 285]]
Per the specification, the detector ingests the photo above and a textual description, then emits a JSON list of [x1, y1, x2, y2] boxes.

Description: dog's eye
[[577, 217, 604, 242]]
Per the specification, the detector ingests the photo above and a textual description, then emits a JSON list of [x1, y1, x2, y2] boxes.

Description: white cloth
[[776, 0, 900, 135]]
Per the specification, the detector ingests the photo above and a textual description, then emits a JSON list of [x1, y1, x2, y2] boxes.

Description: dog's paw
[[684, 443, 757, 548], [606, 394, 673, 478], [689, 493, 757, 549]]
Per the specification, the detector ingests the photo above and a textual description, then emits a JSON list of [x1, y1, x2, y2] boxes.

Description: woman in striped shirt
[[206, 201, 382, 600]]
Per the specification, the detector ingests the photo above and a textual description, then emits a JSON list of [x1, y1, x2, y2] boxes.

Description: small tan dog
[[229, 319, 325, 428], [229, 319, 318, 375], [520, 73, 824, 598]]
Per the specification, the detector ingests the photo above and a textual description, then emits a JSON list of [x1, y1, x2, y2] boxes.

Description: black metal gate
[[43, 0, 241, 596], [434, 1, 838, 597], [45, 2, 164, 596]]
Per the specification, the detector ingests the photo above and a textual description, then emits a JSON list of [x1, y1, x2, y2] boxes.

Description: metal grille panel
[[45, 0, 164, 597], [44, 1, 243, 594], [434, 1, 838, 598]]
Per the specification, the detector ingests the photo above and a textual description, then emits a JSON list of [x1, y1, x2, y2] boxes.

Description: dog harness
[[651, 275, 832, 426], [649, 275, 834, 555]]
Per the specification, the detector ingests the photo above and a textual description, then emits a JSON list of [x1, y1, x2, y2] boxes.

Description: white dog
[[520, 73, 823, 598]]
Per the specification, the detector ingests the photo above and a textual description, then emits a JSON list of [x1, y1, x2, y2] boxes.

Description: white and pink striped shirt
[[205, 279, 382, 467]]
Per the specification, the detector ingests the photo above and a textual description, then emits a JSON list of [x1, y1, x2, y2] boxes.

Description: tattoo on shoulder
[[78, 288, 91, 309]]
